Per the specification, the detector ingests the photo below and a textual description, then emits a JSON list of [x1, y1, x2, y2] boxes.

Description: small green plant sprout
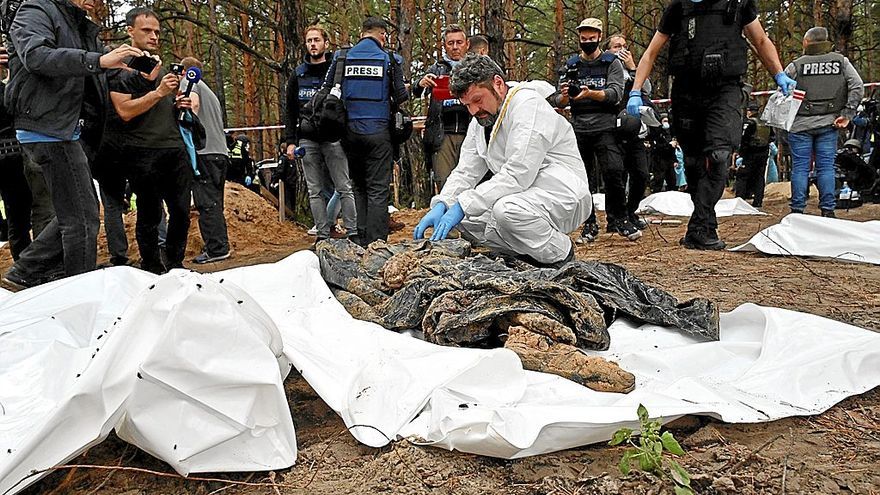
[[609, 403, 693, 495]]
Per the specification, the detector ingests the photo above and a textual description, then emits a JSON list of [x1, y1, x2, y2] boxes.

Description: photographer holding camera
[[554, 18, 636, 243], [110, 8, 192, 274]]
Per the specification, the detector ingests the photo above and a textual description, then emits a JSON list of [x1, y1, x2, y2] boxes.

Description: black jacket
[[5, 0, 108, 142], [283, 55, 332, 143]]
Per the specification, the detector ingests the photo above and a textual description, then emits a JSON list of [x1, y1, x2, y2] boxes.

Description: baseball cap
[[577, 18, 603, 32]]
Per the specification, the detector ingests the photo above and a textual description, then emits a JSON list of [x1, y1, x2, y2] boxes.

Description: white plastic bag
[[761, 89, 805, 131]]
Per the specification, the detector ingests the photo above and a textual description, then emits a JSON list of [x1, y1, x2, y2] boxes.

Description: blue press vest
[[341, 38, 392, 134], [295, 63, 325, 108], [566, 52, 618, 116]]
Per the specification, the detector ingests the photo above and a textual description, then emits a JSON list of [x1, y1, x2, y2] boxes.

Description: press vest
[[341, 38, 391, 123], [741, 117, 771, 158], [566, 52, 618, 115], [667, 0, 748, 81], [294, 62, 327, 109], [793, 51, 847, 116]]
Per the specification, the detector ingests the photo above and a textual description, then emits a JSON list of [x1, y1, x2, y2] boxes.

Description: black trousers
[[344, 130, 392, 244], [124, 146, 192, 273], [94, 140, 130, 264], [622, 138, 650, 215], [735, 156, 767, 206], [650, 152, 678, 193], [14, 141, 100, 278], [192, 154, 230, 256], [575, 130, 626, 223], [672, 80, 744, 238], [0, 153, 33, 259]]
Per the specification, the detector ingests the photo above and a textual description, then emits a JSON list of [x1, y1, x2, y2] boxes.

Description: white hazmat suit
[[431, 81, 592, 264]]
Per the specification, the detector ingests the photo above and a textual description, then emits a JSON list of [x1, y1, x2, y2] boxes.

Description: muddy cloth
[[317, 239, 719, 350]]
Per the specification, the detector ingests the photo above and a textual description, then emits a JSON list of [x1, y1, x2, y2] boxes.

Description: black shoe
[[629, 213, 648, 230], [607, 219, 642, 241], [752, 201, 763, 208], [1, 266, 39, 290], [679, 234, 726, 251], [576, 221, 600, 244], [821, 209, 836, 218]]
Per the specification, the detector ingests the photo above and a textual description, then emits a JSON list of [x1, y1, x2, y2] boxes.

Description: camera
[[170, 63, 184, 75], [565, 67, 582, 98]]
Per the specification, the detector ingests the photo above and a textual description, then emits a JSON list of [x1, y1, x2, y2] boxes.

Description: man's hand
[[414, 203, 447, 239], [570, 86, 597, 102], [430, 203, 465, 241], [834, 116, 850, 129], [618, 49, 636, 70], [156, 73, 180, 97], [419, 73, 438, 89], [175, 95, 193, 110], [774, 72, 797, 96], [626, 90, 642, 117], [100, 44, 144, 70], [0, 46, 8, 68]]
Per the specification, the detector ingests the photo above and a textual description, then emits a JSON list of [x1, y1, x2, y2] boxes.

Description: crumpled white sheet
[[0, 268, 296, 495], [593, 193, 606, 211], [2, 252, 879, 494], [730, 213, 880, 264], [637, 191, 766, 217]]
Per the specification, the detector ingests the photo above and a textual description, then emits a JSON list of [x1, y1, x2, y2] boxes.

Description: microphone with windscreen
[[177, 67, 202, 121]]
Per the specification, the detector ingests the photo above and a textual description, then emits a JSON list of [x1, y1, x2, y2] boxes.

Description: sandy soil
[[6, 183, 880, 495]]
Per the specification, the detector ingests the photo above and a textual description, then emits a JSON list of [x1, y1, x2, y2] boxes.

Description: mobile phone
[[170, 63, 184, 75], [127, 55, 158, 73]]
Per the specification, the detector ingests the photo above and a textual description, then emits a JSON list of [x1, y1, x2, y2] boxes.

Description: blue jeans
[[789, 127, 838, 212], [300, 139, 356, 238]]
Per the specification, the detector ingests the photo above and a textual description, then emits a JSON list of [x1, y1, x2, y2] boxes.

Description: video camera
[[565, 67, 582, 98]]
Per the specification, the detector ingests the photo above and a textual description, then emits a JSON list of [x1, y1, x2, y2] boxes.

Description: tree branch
[[158, 10, 282, 71]]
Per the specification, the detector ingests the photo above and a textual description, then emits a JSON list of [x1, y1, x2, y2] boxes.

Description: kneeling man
[[414, 54, 591, 266]]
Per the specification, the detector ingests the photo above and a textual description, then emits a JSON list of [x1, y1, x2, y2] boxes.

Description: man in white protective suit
[[413, 54, 592, 267]]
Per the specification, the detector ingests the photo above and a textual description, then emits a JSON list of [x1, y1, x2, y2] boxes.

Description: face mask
[[662, 122, 670, 130], [580, 41, 599, 54]]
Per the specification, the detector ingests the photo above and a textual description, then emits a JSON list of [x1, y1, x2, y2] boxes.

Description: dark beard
[[475, 88, 504, 127], [308, 52, 324, 62]]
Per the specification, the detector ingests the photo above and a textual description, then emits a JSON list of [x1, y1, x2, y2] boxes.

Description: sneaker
[[576, 221, 600, 244], [821, 209, 836, 218], [307, 225, 318, 236], [679, 235, 726, 251], [629, 213, 648, 231], [607, 219, 642, 241], [192, 251, 231, 264]]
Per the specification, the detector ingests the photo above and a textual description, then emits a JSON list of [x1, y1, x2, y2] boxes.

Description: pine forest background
[[92, 0, 880, 209]]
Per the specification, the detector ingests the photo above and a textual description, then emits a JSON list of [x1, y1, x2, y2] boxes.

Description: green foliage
[[609, 404, 693, 495]]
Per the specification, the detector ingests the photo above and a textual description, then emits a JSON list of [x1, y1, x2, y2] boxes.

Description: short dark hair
[[468, 35, 489, 50], [450, 53, 504, 97], [442, 24, 466, 42], [362, 16, 387, 32], [125, 7, 159, 27]]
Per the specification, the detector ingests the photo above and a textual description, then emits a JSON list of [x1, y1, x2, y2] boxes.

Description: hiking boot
[[192, 251, 231, 264], [821, 209, 836, 218], [607, 219, 642, 241], [1, 267, 34, 290], [629, 213, 648, 230], [679, 234, 726, 251], [576, 221, 600, 244]]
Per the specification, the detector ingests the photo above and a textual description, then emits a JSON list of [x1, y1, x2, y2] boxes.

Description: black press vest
[[565, 52, 618, 116]]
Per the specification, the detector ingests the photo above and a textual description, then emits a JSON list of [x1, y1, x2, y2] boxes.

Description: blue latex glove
[[626, 90, 642, 117], [774, 72, 797, 96], [414, 203, 447, 239], [430, 203, 465, 241], [244, 175, 253, 187]]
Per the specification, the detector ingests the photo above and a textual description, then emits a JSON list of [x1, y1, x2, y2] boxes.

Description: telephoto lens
[[566, 68, 581, 98]]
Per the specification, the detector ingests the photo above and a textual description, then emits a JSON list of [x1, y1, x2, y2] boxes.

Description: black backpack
[[299, 51, 348, 143]]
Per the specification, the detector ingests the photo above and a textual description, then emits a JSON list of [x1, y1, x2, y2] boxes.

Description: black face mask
[[580, 41, 599, 54]]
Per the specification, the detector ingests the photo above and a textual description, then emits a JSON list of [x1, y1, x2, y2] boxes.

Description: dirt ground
[[6, 183, 880, 495]]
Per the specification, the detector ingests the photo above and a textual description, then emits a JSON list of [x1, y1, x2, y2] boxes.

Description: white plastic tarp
[[2, 253, 880, 494], [730, 213, 880, 265], [0, 269, 296, 495], [637, 191, 766, 217]]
